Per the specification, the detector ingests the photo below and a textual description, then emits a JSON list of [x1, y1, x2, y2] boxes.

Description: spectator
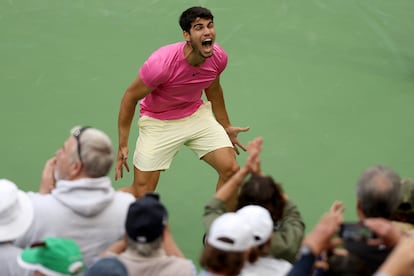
[[18, 237, 85, 276], [203, 137, 304, 262], [237, 205, 292, 275], [287, 201, 344, 276], [15, 126, 135, 265], [326, 217, 404, 276], [318, 165, 403, 275], [356, 165, 401, 219], [85, 257, 128, 276], [0, 179, 33, 276], [199, 212, 254, 276], [374, 234, 414, 276], [391, 178, 414, 234], [113, 193, 196, 276]]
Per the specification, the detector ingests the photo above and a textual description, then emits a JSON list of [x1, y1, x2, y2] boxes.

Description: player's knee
[[133, 177, 150, 188], [220, 162, 240, 179]]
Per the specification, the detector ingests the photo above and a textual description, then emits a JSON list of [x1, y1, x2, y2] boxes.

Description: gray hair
[[356, 165, 401, 218], [126, 236, 162, 257], [70, 126, 114, 178]]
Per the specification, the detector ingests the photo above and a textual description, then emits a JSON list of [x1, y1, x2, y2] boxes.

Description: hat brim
[[0, 190, 34, 242], [17, 253, 68, 276]]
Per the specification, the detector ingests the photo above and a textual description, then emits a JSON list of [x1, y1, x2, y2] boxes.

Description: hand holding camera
[[339, 218, 402, 248]]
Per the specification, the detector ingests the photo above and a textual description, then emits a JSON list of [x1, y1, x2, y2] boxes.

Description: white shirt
[[240, 256, 292, 276]]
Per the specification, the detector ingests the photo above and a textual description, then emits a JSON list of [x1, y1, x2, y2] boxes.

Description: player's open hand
[[225, 126, 250, 155], [115, 146, 130, 180]]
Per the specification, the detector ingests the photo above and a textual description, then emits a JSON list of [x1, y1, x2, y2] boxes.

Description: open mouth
[[201, 39, 213, 47], [201, 39, 213, 56]]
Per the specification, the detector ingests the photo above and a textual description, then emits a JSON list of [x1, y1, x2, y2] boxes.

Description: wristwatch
[[298, 245, 314, 258]]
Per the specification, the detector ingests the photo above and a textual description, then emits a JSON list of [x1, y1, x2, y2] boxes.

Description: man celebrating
[[116, 6, 248, 201]]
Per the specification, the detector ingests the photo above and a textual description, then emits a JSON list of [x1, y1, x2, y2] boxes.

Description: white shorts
[[133, 102, 233, 171]]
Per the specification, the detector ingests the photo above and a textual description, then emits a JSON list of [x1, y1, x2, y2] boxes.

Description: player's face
[[186, 18, 215, 58]]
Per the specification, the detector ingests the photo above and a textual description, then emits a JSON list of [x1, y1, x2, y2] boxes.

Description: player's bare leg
[[202, 147, 240, 211], [118, 167, 161, 198]]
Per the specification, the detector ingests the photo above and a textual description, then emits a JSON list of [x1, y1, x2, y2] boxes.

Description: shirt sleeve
[[269, 199, 306, 262], [213, 44, 228, 74], [286, 253, 316, 276], [139, 52, 169, 89], [202, 197, 227, 233]]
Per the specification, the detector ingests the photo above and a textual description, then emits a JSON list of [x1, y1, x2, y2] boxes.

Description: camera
[[338, 222, 376, 242]]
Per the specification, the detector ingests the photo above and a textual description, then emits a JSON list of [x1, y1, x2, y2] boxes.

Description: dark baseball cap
[[125, 193, 168, 243]]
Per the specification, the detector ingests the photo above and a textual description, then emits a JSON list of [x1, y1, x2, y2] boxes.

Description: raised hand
[[245, 137, 263, 175], [363, 217, 402, 248], [302, 201, 344, 255], [39, 157, 57, 194]]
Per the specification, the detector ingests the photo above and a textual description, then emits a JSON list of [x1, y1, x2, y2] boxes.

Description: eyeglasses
[[72, 126, 90, 164]]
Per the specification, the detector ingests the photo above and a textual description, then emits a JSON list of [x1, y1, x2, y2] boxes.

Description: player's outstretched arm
[[205, 77, 249, 155], [116, 76, 152, 180]]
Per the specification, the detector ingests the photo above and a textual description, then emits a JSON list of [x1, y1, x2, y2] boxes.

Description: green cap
[[18, 237, 84, 276]]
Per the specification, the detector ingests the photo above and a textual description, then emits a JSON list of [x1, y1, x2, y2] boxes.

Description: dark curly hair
[[179, 6, 214, 32], [236, 175, 286, 223]]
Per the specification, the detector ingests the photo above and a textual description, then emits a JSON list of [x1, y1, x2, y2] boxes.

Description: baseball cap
[[126, 193, 168, 243], [0, 179, 34, 242], [18, 237, 85, 276], [84, 257, 128, 276], [237, 205, 273, 246], [207, 212, 254, 252]]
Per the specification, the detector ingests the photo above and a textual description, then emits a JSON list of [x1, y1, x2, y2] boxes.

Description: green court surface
[[1, 0, 414, 265]]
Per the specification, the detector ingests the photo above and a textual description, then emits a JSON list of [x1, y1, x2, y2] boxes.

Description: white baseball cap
[[237, 205, 273, 246], [0, 179, 34, 242], [207, 212, 254, 252]]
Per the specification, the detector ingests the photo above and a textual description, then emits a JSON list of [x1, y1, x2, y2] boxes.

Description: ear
[[356, 200, 365, 220], [68, 160, 83, 178], [183, 31, 190, 42]]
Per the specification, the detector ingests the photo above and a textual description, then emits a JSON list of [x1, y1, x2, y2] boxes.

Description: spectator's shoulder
[[114, 190, 135, 202]]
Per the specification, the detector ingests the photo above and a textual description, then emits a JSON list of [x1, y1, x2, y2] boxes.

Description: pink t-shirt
[[139, 41, 228, 120]]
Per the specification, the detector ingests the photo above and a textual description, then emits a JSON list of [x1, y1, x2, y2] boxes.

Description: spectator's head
[[237, 205, 273, 246], [356, 165, 401, 219], [391, 178, 414, 223], [237, 175, 286, 222], [125, 193, 168, 256], [179, 6, 214, 32], [200, 212, 254, 275], [0, 179, 33, 242], [18, 237, 84, 276], [84, 257, 128, 276], [237, 205, 273, 262], [54, 126, 114, 180]]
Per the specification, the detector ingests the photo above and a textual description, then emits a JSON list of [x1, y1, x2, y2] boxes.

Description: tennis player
[[115, 6, 248, 205]]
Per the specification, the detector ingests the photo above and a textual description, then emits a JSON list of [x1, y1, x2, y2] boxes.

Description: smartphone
[[338, 222, 376, 242]]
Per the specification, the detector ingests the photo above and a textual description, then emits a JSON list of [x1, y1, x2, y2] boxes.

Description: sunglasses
[[72, 127, 90, 164]]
